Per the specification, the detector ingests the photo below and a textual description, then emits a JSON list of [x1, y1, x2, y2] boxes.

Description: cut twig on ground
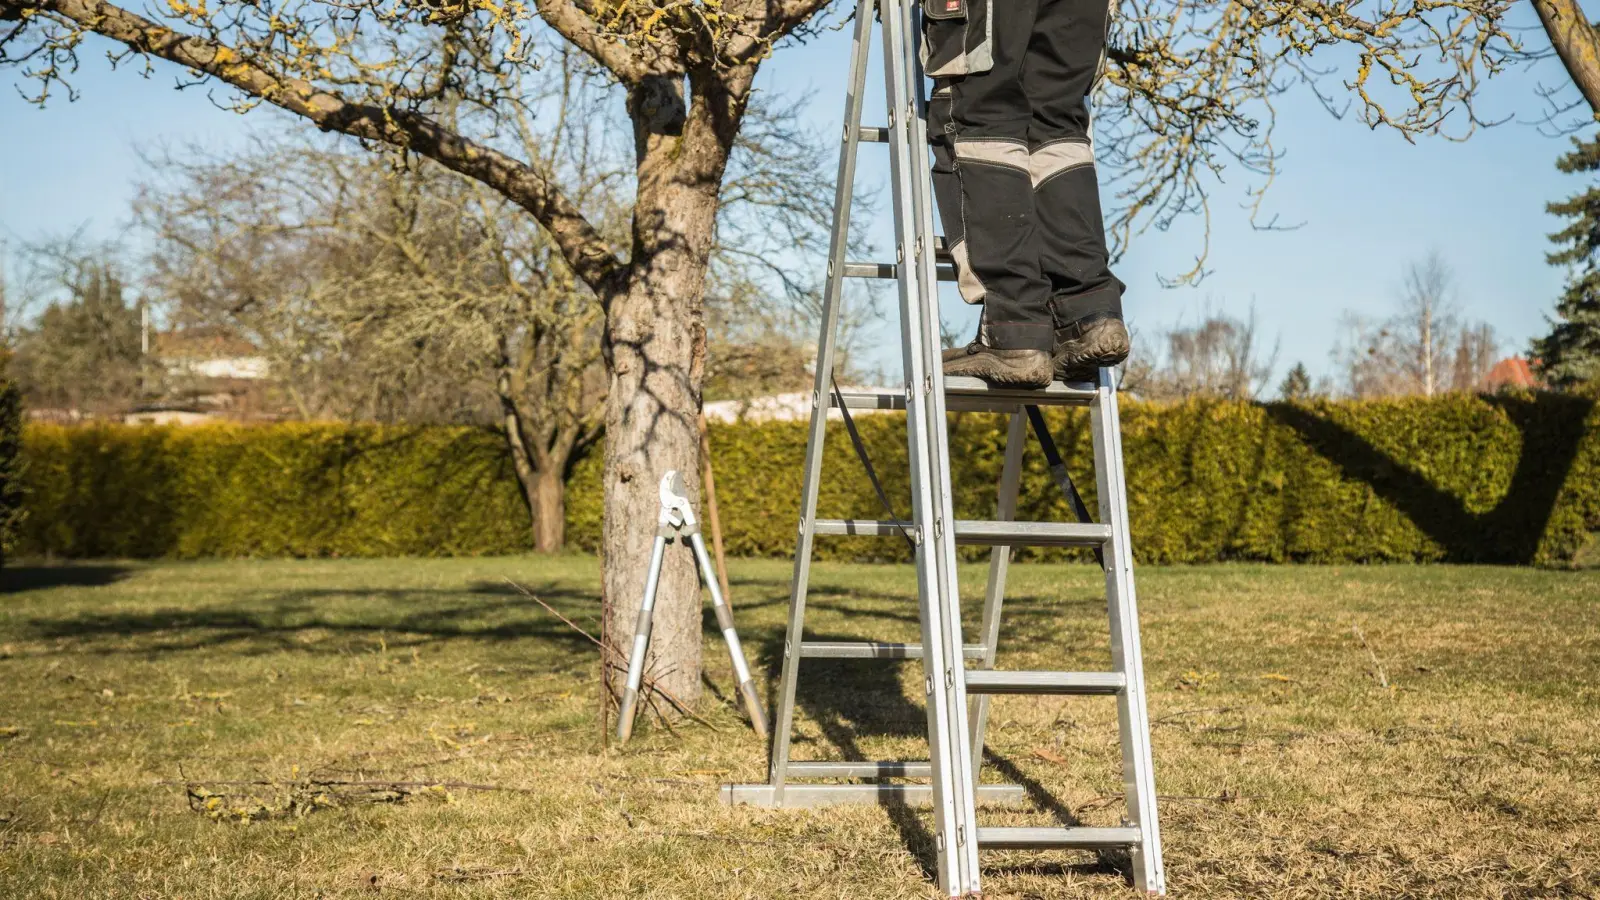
[[1352, 624, 1391, 689]]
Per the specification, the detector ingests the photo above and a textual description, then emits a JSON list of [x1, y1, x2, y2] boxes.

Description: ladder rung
[[842, 262, 956, 282], [811, 519, 1109, 547], [832, 376, 1100, 411], [787, 760, 931, 778], [965, 670, 1125, 695], [859, 127, 890, 143], [800, 641, 987, 659], [977, 826, 1141, 850]]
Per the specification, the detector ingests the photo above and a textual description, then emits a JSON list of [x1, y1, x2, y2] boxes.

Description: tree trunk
[[533, 465, 566, 554], [1534, 0, 1600, 117], [599, 73, 741, 707], [498, 365, 566, 553]]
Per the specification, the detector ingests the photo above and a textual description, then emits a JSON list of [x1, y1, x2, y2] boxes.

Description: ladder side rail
[[766, 0, 879, 798], [1103, 369, 1166, 893], [969, 410, 1025, 772], [898, 1, 983, 889], [879, 0, 970, 890], [1090, 369, 1166, 894]]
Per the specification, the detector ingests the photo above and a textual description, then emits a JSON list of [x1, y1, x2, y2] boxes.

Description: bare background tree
[[1123, 306, 1279, 400], [1334, 252, 1500, 397]]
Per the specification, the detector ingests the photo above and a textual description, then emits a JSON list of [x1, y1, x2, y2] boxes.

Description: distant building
[[123, 327, 282, 423], [1480, 356, 1538, 392]]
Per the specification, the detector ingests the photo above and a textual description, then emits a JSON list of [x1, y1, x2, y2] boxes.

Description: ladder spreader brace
[[719, 0, 1166, 893]]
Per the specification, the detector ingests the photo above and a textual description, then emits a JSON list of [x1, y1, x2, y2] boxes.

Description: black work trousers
[[925, 0, 1123, 351]]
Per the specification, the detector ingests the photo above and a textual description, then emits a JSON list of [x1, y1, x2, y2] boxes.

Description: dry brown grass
[[0, 556, 1596, 898]]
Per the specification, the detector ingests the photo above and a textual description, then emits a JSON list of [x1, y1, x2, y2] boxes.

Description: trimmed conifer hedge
[[18, 392, 1600, 565], [0, 367, 22, 566]]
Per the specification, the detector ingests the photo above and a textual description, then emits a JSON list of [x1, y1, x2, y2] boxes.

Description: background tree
[[1335, 253, 1499, 397], [1534, 134, 1600, 388], [9, 242, 146, 419], [1277, 362, 1314, 400], [0, 0, 1521, 702], [1125, 307, 1278, 400]]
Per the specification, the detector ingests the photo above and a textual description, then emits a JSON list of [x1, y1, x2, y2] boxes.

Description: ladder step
[[842, 261, 956, 282], [812, 519, 1109, 547], [977, 826, 1141, 850], [964, 670, 1125, 695], [832, 375, 1100, 411], [787, 760, 931, 778], [800, 641, 987, 659], [859, 126, 890, 143]]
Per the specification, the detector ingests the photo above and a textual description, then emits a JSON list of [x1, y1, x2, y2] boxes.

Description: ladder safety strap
[[1023, 404, 1104, 570], [832, 374, 917, 553]]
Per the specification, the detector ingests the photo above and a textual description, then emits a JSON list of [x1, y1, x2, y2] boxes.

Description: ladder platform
[[977, 826, 1142, 850], [722, 782, 1028, 808], [833, 376, 1100, 412], [813, 518, 1110, 546], [843, 261, 957, 282], [964, 670, 1125, 695], [800, 641, 987, 659]]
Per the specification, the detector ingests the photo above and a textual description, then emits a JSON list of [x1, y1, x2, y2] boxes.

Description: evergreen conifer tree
[[1535, 135, 1600, 388]]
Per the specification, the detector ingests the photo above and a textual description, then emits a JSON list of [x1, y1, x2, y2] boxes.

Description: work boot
[[1053, 311, 1130, 381], [942, 321, 1053, 388]]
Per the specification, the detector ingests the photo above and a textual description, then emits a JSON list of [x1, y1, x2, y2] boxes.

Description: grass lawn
[[0, 556, 1597, 898]]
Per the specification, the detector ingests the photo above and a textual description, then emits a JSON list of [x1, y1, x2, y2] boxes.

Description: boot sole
[[942, 354, 1053, 388], [1054, 318, 1131, 380]]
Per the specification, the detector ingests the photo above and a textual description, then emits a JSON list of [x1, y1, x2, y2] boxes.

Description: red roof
[[1481, 356, 1537, 391]]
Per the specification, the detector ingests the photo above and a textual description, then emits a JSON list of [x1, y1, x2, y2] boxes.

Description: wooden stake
[[698, 413, 733, 603]]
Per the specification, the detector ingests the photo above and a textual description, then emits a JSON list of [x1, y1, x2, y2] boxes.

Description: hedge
[[18, 424, 530, 558], [0, 363, 22, 566], [19, 392, 1600, 565]]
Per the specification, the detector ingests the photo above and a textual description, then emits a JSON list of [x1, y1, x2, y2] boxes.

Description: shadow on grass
[[21, 581, 599, 657], [1, 564, 135, 594]]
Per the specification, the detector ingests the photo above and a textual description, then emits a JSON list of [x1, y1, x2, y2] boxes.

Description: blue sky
[[0, 4, 1585, 388]]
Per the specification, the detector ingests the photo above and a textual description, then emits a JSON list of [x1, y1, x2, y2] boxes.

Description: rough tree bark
[[596, 72, 748, 703], [1534, 0, 1600, 117]]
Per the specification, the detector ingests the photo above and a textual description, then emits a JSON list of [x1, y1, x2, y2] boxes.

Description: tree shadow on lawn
[[0, 563, 135, 594], [1265, 394, 1595, 563], [20, 581, 598, 657]]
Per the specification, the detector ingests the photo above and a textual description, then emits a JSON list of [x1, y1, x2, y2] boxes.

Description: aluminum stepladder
[[618, 471, 769, 743], [718, 0, 1165, 892]]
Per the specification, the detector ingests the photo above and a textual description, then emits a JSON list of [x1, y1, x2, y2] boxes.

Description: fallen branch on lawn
[[158, 779, 532, 792]]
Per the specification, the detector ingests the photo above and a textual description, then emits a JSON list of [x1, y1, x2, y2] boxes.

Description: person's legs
[[1022, 0, 1129, 377], [926, 0, 1055, 384]]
